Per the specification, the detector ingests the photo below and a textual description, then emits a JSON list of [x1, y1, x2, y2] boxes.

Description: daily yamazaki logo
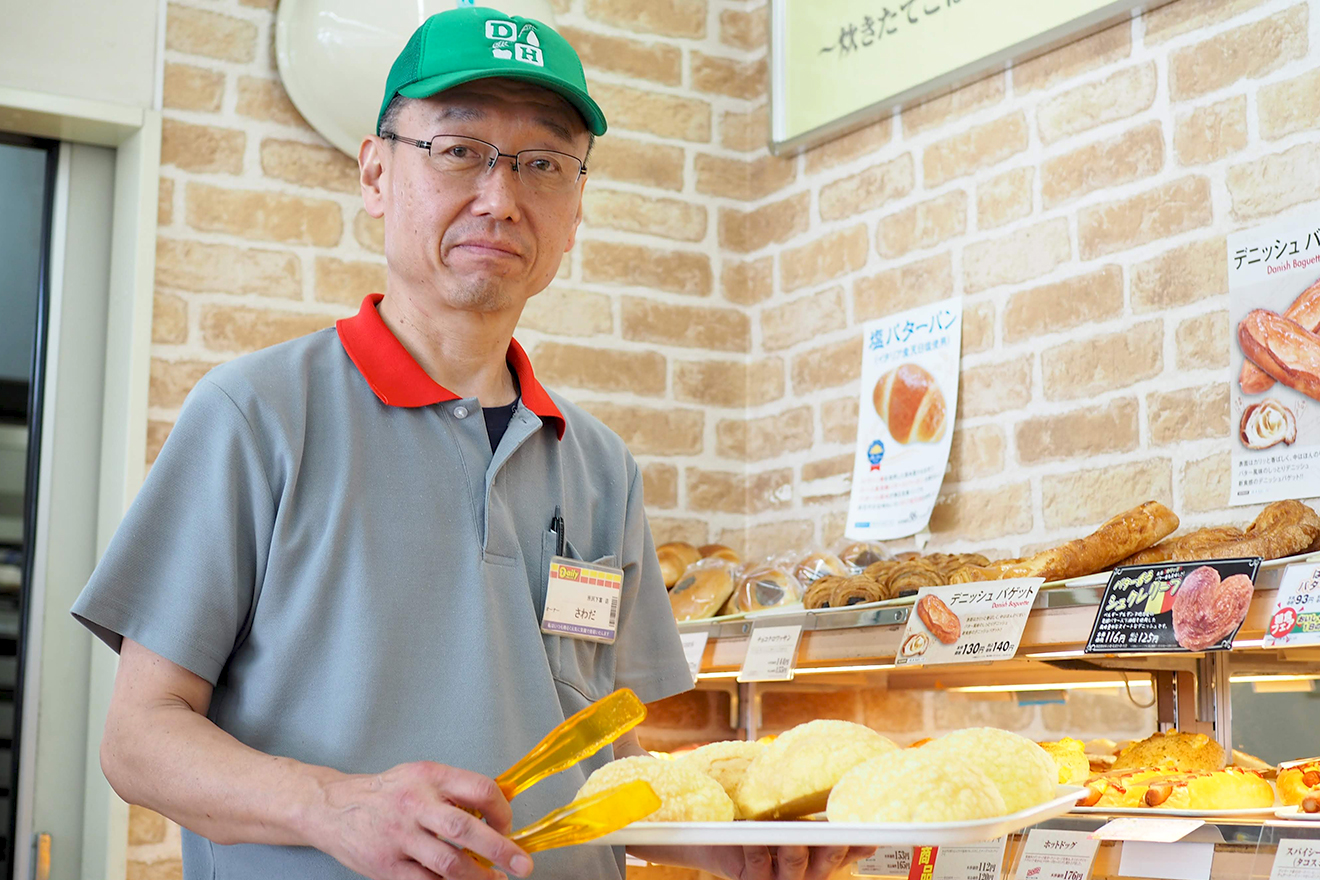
[[485, 20, 544, 67], [554, 563, 580, 580]]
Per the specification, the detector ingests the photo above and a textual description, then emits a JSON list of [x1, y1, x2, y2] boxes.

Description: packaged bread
[[921, 728, 1057, 813], [1112, 729, 1226, 772], [668, 559, 738, 621], [698, 543, 741, 564], [1079, 767, 1274, 810], [726, 565, 803, 614], [657, 542, 701, 588], [836, 540, 889, 573], [577, 756, 733, 821], [827, 749, 1007, 823], [1278, 759, 1320, 805], [678, 740, 764, 818], [793, 551, 848, 587], [1039, 738, 1089, 786]]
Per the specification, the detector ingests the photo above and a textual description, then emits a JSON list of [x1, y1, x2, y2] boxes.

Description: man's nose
[[470, 156, 522, 222]]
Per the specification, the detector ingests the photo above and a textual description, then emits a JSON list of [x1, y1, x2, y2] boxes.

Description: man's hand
[[310, 761, 533, 880], [631, 844, 876, 880]]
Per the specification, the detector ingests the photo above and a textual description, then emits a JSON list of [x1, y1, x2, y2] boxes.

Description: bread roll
[[698, 543, 741, 564], [657, 542, 701, 588], [794, 552, 848, 586], [1278, 761, 1320, 805], [1112, 729, 1225, 772], [729, 566, 803, 613], [873, 364, 947, 444], [1001, 501, 1179, 582], [668, 562, 737, 621]]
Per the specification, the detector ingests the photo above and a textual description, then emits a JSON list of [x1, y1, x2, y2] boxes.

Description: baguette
[[1238, 309, 1320, 402], [1001, 501, 1179, 582], [1240, 278, 1320, 394]]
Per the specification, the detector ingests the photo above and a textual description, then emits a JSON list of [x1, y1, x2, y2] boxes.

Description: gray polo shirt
[[72, 294, 692, 879]]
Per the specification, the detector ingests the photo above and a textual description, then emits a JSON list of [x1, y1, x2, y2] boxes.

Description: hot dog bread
[[1238, 309, 1320, 402]]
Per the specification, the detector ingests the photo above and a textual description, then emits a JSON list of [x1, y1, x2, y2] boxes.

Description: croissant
[[873, 363, 946, 444]]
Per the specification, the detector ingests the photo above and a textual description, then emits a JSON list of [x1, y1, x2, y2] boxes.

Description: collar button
[[453, 405, 470, 419]]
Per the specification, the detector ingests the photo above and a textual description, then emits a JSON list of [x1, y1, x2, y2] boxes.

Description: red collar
[[336, 294, 565, 440]]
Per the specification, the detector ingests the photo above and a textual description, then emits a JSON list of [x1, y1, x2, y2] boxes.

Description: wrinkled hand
[[708, 845, 877, 880], [312, 761, 533, 880]]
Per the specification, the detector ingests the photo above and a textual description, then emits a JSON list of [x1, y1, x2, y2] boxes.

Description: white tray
[[1275, 806, 1320, 820], [1073, 805, 1278, 818], [591, 786, 1084, 847]]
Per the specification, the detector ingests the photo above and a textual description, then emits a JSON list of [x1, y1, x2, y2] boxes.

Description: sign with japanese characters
[[845, 296, 961, 540], [1229, 210, 1320, 506], [1264, 562, 1320, 649], [1085, 559, 1261, 654], [856, 847, 912, 877], [906, 839, 1006, 880], [770, 0, 1143, 152], [893, 578, 1042, 668], [1013, 829, 1100, 880], [1271, 839, 1320, 880], [737, 624, 803, 682]]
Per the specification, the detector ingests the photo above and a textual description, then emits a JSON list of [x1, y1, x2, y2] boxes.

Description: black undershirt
[[482, 366, 521, 452]]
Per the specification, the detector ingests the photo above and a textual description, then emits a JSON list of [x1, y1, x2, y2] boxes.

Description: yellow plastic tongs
[[508, 779, 661, 853]]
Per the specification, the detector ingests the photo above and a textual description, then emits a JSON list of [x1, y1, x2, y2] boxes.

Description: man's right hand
[[310, 761, 534, 880]]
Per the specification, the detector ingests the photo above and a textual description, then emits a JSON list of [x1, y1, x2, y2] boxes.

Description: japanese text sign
[[894, 578, 1042, 667], [1264, 562, 1320, 649], [738, 624, 803, 682]]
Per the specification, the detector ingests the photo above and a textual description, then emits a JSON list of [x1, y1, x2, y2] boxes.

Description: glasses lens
[[517, 151, 581, 193], [428, 136, 495, 174]]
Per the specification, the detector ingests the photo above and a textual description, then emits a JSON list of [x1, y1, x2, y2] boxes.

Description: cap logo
[[485, 20, 544, 67]]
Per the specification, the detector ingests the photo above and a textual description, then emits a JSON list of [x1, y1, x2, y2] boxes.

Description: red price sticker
[[1270, 607, 1298, 639]]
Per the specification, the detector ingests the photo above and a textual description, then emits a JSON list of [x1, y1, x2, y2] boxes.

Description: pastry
[[1238, 308, 1320, 401], [1231, 749, 1274, 774], [668, 562, 737, 621], [576, 756, 733, 821], [1241, 277, 1320, 393], [803, 575, 843, 610], [794, 552, 848, 587], [837, 541, 888, 573], [827, 749, 1006, 823], [1119, 527, 1247, 566], [728, 566, 803, 614], [1121, 500, 1320, 564], [889, 560, 947, 593], [1080, 767, 1274, 810], [1000, 501, 1179, 582], [657, 542, 701, 588], [921, 728, 1057, 813], [828, 574, 887, 607], [1039, 738, 1090, 786], [948, 565, 997, 584], [678, 740, 764, 818], [1241, 398, 1297, 450], [916, 593, 960, 644], [1172, 566, 1254, 652], [873, 363, 947, 444], [1278, 759, 1320, 805], [1111, 729, 1225, 772], [699, 544, 741, 564]]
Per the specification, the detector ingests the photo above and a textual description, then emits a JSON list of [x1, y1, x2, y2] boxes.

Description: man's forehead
[[414, 79, 586, 139]]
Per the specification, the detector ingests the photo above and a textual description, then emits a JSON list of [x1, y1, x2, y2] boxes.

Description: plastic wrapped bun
[[577, 756, 734, 822], [794, 551, 849, 587], [699, 544, 742, 564], [827, 748, 1007, 823], [836, 540, 890, 574], [729, 565, 803, 613], [921, 728, 1057, 813], [656, 542, 701, 588], [1039, 738, 1089, 786], [679, 740, 764, 818], [668, 559, 738, 621]]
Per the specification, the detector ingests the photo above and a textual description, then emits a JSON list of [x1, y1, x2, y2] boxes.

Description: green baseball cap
[[378, 6, 607, 137]]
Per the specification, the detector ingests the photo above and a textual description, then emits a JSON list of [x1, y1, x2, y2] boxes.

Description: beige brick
[[313, 256, 384, 307], [930, 482, 1033, 540], [1260, 69, 1320, 140], [902, 73, 1005, 136], [960, 358, 1032, 418], [803, 117, 894, 174], [876, 191, 967, 259], [1176, 311, 1230, 370], [156, 238, 301, 299], [932, 695, 1033, 732], [145, 420, 172, 465], [719, 6, 767, 50], [157, 178, 174, 226], [150, 358, 219, 409], [719, 258, 770, 307], [791, 336, 862, 394], [166, 4, 257, 62], [1228, 140, 1320, 220], [761, 690, 858, 731], [674, 357, 785, 408], [1042, 320, 1164, 401], [259, 139, 359, 194], [862, 690, 926, 735], [160, 119, 244, 175], [719, 192, 810, 254], [128, 805, 168, 846], [819, 154, 914, 221], [854, 253, 954, 322], [236, 76, 311, 129], [583, 190, 706, 242], [1037, 63, 1157, 144], [353, 210, 384, 254], [1004, 265, 1124, 343], [520, 286, 613, 337], [1149, 384, 1230, 445], [163, 63, 224, 111], [923, 112, 1027, 187], [649, 517, 710, 546], [780, 225, 869, 292], [695, 153, 796, 201], [558, 26, 682, 86], [581, 402, 704, 455], [127, 857, 184, 880], [152, 292, 187, 345], [821, 511, 849, 546], [1042, 122, 1164, 208], [1182, 451, 1230, 512], [762, 286, 846, 352], [976, 167, 1033, 230], [583, 242, 711, 296], [716, 520, 816, 563], [532, 342, 666, 396], [717, 406, 814, 461], [1013, 21, 1132, 93], [946, 425, 1005, 483], [1168, 6, 1308, 101], [691, 52, 766, 100], [964, 218, 1070, 294], [962, 301, 995, 355], [1144, 0, 1271, 43], [820, 397, 858, 443], [186, 183, 343, 246], [1078, 176, 1213, 259], [721, 104, 769, 152], [1016, 399, 1140, 465], [199, 306, 336, 354], [642, 689, 714, 730], [583, 0, 706, 38], [642, 463, 678, 509], [1043, 459, 1173, 529], [591, 82, 711, 142], [803, 452, 853, 482], [589, 136, 684, 191], [1131, 237, 1227, 312], [621, 298, 748, 351], [1175, 96, 1248, 165], [686, 468, 792, 514]]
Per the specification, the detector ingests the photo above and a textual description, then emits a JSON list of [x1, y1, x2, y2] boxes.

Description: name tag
[[542, 556, 622, 644]]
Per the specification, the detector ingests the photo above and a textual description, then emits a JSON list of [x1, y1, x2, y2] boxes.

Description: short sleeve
[[612, 462, 693, 705], [71, 377, 276, 684]]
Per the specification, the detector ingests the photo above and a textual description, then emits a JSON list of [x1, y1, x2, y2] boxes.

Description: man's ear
[[359, 136, 387, 219]]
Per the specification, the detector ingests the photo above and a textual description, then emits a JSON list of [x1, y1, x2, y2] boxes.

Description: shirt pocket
[[539, 530, 618, 703]]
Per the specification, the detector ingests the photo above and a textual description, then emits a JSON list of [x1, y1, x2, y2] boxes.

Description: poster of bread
[[845, 296, 961, 539], [1229, 212, 1320, 505]]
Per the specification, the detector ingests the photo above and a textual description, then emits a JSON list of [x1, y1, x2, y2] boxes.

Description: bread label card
[[905, 838, 1006, 880], [1263, 562, 1320, 648], [855, 847, 912, 877], [680, 631, 709, 682], [1228, 210, 1320, 506], [1086, 558, 1261, 654], [893, 578, 1042, 667], [541, 556, 622, 644], [1117, 841, 1214, 880], [845, 296, 962, 540], [737, 623, 803, 682], [1271, 839, 1320, 880], [1013, 829, 1100, 880]]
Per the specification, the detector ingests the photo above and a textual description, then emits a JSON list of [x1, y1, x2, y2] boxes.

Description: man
[[73, 7, 869, 879]]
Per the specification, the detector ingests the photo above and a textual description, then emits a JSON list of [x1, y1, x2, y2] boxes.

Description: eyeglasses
[[380, 132, 587, 194]]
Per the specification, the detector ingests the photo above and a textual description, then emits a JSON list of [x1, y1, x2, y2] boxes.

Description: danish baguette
[[1001, 501, 1179, 582], [1238, 309, 1320, 402], [1240, 278, 1320, 394]]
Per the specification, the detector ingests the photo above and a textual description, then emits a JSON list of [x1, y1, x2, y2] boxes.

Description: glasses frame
[[380, 132, 588, 192]]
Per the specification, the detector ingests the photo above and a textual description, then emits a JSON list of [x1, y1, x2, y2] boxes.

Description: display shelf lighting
[[695, 662, 897, 682], [948, 680, 1153, 693]]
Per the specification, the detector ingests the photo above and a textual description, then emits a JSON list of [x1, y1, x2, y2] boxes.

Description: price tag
[[1264, 563, 1320, 648], [1272, 838, 1320, 880], [906, 838, 1006, 880], [893, 579, 1042, 668], [1013, 829, 1099, 880], [855, 847, 911, 876], [737, 624, 803, 682], [680, 631, 709, 682], [1117, 842, 1214, 880], [1091, 817, 1204, 843]]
